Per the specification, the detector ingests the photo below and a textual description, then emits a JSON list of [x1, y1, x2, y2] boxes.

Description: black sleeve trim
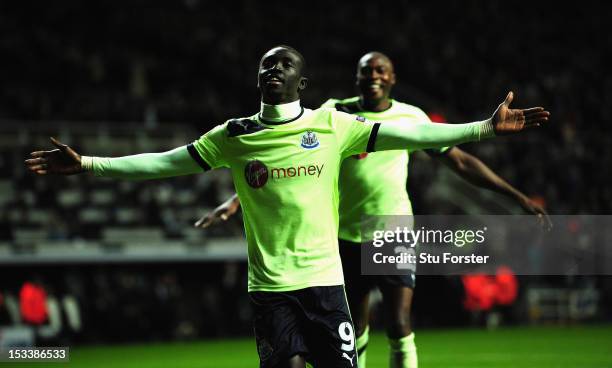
[[187, 143, 211, 171], [366, 123, 381, 153]]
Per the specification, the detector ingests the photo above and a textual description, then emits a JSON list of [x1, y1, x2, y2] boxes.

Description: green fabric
[[90, 146, 203, 180], [356, 325, 370, 368], [193, 108, 374, 292], [376, 120, 489, 152], [89, 105, 491, 293], [323, 98, 451, 242]]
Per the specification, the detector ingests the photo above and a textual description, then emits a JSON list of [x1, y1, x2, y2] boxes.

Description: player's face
[[356, 55, 396, 103], [258, 47, 307, 104]]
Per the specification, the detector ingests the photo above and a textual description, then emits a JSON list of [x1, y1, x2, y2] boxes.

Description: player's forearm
[[374, 119, 495, 152], [441, 148, 525, 200], [81, 146, 204, 180]]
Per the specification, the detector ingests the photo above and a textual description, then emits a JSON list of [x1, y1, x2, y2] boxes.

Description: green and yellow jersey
[[192, 107, 377, 292], [322, 97, 450, 243]]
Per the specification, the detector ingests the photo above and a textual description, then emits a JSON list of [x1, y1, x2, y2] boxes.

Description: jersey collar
[[259, 100, 303, 124], [357, 98, 394, 113]]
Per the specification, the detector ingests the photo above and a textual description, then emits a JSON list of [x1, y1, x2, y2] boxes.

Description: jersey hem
[[247, 280, 344, 293]]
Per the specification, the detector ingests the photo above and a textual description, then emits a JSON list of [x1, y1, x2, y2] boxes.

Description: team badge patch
[[244, 160, 268, 188], [355, 116, 366, 122], [300, 131, 320, 149]]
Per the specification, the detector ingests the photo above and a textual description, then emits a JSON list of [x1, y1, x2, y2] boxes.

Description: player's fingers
[[503, 91, 514, 106], [522, 107, 545, 114], [524, 111, 550, 120], [50, 137, 67, 150], [194, 216, 208, 228], [34, 169, 48, 175], [220, 213, 228, 221], [524, 122, 541, 129], [30, 149, 58, 158], [25, 157, 47, 165], [200, 216, 215, 228], [27, 164, 47, 171], [525, 117, 548, 127], [525, 113, 549, 123]]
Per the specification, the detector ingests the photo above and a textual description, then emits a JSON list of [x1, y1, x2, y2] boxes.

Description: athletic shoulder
[[392, 100, 431, 122], [320, 97, 362, 114], [221, 114, 266, 137]]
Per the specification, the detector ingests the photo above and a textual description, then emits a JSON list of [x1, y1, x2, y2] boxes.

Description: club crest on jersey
[[300, 131, 319, 149]]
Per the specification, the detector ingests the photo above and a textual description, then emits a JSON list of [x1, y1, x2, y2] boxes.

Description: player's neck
[[359, 97, 392, 112], [260, 100, 302, 122]]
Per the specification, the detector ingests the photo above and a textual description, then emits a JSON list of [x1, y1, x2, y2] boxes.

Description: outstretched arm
[[25, 138, 204, 179], [435, 147, 552, 229], [194, 193, 240, 228], [373, 92, 550, 152]]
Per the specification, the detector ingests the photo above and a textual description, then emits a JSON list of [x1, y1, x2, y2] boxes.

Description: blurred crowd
[[1, 1, 609, 214]]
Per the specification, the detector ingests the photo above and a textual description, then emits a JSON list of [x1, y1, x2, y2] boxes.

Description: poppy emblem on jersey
[[356, 116, 366, 122], [245, 160, 268, 188], [300, 131, 320, 149]]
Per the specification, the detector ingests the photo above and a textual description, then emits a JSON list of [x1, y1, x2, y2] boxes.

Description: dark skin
[[356, 51, 396, 112], [258, 46, 308, 105]]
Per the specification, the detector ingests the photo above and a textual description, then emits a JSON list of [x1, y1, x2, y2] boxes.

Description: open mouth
[[265, 75, 284, 85], [363, 82, 383, 93]]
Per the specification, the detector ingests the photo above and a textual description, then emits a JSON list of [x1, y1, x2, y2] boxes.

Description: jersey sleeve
[[333, 110, 379, 158], [415, 108, 451, 156], [190, 123, 230, 169]]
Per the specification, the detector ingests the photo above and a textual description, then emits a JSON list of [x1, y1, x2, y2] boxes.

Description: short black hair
[[263, 45, 307, 73], [357, 51, 394, 73]]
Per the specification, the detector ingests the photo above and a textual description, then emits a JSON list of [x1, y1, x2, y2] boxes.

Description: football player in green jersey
[[197, 51, 551, 368], [27, 46, 549, 368]]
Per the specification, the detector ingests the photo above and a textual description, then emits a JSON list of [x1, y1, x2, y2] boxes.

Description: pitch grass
[[6, 325, 612, 368]]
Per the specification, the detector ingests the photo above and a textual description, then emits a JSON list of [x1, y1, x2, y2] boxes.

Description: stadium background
[[1, 1, 611, 367]]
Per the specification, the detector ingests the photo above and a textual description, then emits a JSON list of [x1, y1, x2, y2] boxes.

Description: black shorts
[[249, 285, 358, 368], [339, 238, 416, 298]]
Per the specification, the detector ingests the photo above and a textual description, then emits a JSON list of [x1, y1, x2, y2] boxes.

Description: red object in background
[[19, 282, 48, 324], [462, 266, 518, 311], [462, 274, 496, 311], [529, 195, 547, 209], [428, 112, 447, 123], [494, 266, 518, 305]]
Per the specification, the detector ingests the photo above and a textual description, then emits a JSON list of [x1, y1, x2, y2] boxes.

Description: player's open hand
[[194, 195, 240, 228], [492, 92, 550, 135], [25, 137, 84, 175], [518, 195, 553, 231]]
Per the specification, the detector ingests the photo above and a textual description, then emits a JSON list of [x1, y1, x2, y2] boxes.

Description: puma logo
[[342, 352, 354, 366]]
